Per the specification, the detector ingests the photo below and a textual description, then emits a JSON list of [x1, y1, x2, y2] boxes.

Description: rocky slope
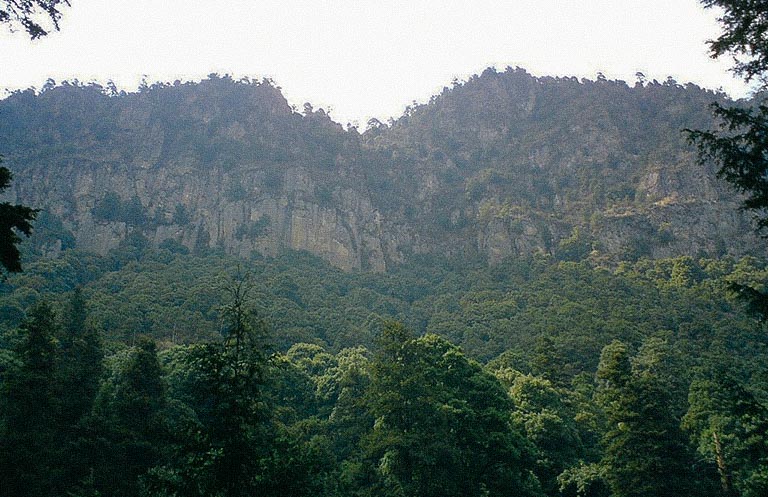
[[0, 69, 764, 270]]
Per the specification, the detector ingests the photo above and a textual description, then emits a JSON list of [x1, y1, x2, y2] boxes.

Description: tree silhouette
[[0, 0, 70, 39], [687, 1, 768, 319], [0, 162, 37, 274]]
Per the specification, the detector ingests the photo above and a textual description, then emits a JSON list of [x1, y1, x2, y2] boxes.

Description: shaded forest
[[3, 1, 768, 496], [1, 239, 767, 496]]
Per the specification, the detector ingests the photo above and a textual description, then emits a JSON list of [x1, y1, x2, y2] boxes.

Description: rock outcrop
[[1, 70, 765, 270]]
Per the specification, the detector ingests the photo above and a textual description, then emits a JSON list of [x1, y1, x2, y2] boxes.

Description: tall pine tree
[[594, 340, 697, 497], [0, 303, 63, 497]]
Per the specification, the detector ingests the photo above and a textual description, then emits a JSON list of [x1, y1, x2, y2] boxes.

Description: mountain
[[0, 68, 763, 270]]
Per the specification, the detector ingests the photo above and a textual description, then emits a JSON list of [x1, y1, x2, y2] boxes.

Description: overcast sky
[[0, 0, 751, 126]]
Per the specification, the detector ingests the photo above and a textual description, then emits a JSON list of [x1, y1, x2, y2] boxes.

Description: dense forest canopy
[[0, 237, 767, 496]]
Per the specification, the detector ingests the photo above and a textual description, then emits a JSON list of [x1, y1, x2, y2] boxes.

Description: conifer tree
[[90, 337, 167, 497], [145, 277, 289, 497], [688, 1, 768, 318], [684, 365, 768, 497], [0, 164, 37, 275], [594, 340, 696, 497], [0, 302, 62, 497], [59, 287, 103, 428]]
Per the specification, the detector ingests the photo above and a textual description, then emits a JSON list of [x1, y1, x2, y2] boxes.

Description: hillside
[[0, 68, 763, 270], [2, 69, 768, 497]]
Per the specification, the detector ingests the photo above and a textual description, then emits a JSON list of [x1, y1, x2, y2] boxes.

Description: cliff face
[[0, 70, 765, 270], [0, 77, 413, 271], [360, 68, 766, 263], [11, 160, 400, 271]]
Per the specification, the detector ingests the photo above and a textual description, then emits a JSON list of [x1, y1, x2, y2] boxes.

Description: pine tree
[[145, 278, 277, 497], [89, 337, 167, 497], [0, 164, 37, 275], [59, 287, 103, 428], [0, 302, 62, 497], [594, 340, 696, 497]]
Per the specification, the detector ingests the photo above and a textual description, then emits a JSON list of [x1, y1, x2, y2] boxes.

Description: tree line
[[1, 278, 767, 497]]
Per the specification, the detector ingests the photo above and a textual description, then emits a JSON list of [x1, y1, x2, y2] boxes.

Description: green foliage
[[1, 51, 768, 496], [701, 0, 768, 83], [0, 297, 104, 497], [0, 68, 746, 266], [147, 277, 300, 497], [556, 227, 593, 262], [356, 66, 730, 261], [92, 192, 146, 226], [0, 164, 37, 273], [688, 1, 768, 320], [592, 339, 698, 497], [58, 287, 103, 451], [224, 181, 248, 202], [0, 302, 62, 497], [0, 247, 767, 496], [506, 373, 584, 496], [688, 103, 768, 231], [172, 203, 190, 225], [361, 324, 542, 497], [235, 215, 270, 241], [684, 360, 768, 497], [89, 337, 167, 497]]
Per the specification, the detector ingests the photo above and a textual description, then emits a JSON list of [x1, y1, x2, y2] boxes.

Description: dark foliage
[[687, 103, 768, 232], [688, 1, 768, 319], [0, 164, 37, 273], [0, 0, 69, 38], [702, 0, 768, 83]]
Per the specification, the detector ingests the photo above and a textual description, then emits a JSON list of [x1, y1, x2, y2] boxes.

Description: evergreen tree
[[0, 302, 62, 497], [593, 340, 696, 497], [688, 1, 768, 318], [0, 164, 37, 275], [361, 322, 542, 497], [506, 372, 584, 497], [89, 337, 167, 497], [59, 287, 103, 428], [144, 278, 309, 497], [684, 365, 768, 497], [54, 288, 105, 493]]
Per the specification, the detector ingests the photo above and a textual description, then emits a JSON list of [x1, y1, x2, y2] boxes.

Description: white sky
[[0, 0, 752, 127]]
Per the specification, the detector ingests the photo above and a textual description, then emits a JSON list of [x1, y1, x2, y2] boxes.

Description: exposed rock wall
[[2, 72, 767, 271], [6, 161, 403, 271]]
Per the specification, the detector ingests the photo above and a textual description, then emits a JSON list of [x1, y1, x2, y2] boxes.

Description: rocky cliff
[[0, 69, 764, 270]]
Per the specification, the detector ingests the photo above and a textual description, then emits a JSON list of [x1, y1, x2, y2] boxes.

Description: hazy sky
[[0, 0, 750, 126]]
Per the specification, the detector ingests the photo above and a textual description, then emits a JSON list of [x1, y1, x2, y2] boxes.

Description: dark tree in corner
[[0, 0, 70, 38], [701, 0, 768, 83], [0, 163, 37, 274], [687, 1, 768, 320], [688, 1, 768, 228]]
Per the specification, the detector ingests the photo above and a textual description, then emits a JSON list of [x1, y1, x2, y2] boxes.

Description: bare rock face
[[2, 71, 767, 270], [9, 161, 397, 271], [0, 78, 411, 272]]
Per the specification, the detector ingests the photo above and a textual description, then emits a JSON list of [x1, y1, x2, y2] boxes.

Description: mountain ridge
[[0, 68, 763, 270]]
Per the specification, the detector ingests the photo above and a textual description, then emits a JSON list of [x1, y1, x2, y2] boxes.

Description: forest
[[1, 240, 767, 497], [2, 1, 768, 496]]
